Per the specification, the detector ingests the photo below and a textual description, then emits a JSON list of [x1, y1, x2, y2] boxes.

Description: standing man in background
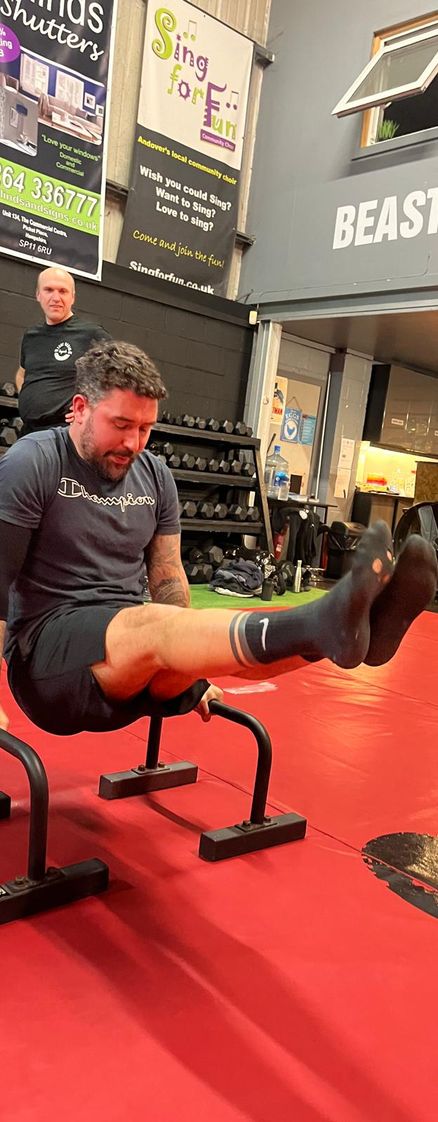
[[15, 266, 111, 435]]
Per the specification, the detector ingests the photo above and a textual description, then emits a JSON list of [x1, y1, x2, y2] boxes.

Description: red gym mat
[[0, 613, 437, 1121]]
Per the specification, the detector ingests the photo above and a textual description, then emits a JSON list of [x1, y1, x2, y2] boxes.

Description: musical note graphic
[[226, 89, 239, 111], [183, 19, 197, 40]]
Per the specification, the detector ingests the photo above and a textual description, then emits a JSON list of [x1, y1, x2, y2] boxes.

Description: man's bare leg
[[92, 522, 395, 701]]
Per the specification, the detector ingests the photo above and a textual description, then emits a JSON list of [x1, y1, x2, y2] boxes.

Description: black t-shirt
[[19, 314, 110, 426], [0, 427, 180, 660]]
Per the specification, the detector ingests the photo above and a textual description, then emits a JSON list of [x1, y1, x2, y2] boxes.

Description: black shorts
[[7, 604, 209, 736]]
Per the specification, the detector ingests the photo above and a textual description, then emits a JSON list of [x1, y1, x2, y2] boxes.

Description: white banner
[[139, 0, 252, 172]]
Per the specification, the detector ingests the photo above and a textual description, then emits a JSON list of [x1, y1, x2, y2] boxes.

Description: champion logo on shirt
[[54, 341, 73, 361], [58, 477, 156, 512]]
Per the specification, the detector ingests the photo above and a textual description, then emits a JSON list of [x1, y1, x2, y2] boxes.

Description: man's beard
[[80, 419, 135, 481]]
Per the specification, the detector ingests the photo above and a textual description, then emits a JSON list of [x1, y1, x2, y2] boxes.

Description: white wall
[[267, 335, 330, 493], [324, 353, 373, 523]]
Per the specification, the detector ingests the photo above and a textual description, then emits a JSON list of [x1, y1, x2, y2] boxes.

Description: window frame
[[332, 22, 438, 118]]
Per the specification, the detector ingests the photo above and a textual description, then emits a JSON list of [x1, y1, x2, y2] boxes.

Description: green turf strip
[[189, 584, 326, 610]]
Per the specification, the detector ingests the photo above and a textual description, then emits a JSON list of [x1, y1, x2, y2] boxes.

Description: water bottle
[[293, 559, 302, 593], [264, 445, 289, 499], [275, 470, 290, 501]]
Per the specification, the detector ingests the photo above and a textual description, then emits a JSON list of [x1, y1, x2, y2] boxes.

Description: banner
[[117, 0, 253, 296], [0, 0, 117, 278]]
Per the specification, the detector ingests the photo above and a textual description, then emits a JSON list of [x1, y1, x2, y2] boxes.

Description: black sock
[[230, 521, 394, 671]]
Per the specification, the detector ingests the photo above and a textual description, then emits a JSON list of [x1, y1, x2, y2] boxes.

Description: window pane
[[353, 37, 438, 101]]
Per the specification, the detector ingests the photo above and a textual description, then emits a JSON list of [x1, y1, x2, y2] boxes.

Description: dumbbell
[[187, 547, 204, 564], [219, 419, 234, 434], [207, 457, 220, 473], [162, 442, 174, 457], [229, 459, 243, 475], [203, 544, 224, 568], [181, 452, 195, 470], [246, 506, 260, 522], [241, 462, 256, 478], [0, 382, 17, 397], [183, 561, 213, 584], [194, 417, 207, 429], [179, 500, 197, 519], [198, 501, 215, 519], [161, 410, 174, 424], [233, 421, 249, 437], [217, 459, 231, 474], [0, 425, 17, 447], [181, 414, 195, 428], [193, 456, 208, 471], [11, 416, 24, 433], [168, 453, 181, 469], [229, 504, 248, 521], [206, 417, 220, 432], [213, 502, 228, 520]]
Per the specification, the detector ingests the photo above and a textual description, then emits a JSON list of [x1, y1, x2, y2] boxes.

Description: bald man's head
[[36, 267, 75, 325]]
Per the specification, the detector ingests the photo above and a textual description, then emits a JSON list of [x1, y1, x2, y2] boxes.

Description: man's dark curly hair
[[75, 340, 168, 405]]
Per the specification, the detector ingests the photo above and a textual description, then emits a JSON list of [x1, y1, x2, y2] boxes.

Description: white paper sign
[[334, 467, 351, 498], [339, 437, 355, 468]]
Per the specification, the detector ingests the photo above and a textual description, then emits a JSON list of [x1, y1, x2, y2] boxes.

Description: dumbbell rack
[[152, 420, 273, 552], [0, 393, 19, 455]]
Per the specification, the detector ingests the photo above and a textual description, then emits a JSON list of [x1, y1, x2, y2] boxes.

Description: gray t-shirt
[[0, 427, 180, 659]]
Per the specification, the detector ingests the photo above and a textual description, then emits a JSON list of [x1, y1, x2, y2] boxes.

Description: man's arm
[[145, 533, 190, 606], [0, 621, 8, 729], [15, 366, 25, 392], [0, 521, 34, 730]]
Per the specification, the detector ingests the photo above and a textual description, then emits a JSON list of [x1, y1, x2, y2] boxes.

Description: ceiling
[[281, 309, 438, 376]]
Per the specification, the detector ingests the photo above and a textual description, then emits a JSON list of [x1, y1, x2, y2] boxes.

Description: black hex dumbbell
[[207, 457, 220, 473], [218, 459, 231, 474], [229, 504, 248, 521], [193, 456, 208, 471], [241, 462, 256, 478], [246, 506, 260, 522], [181, 414, 195, 428], [229, 459, 243, 475], [0, 382, 17, 397], [183, 561, 213, 583], [181, 452, 195, 470], [11, 416, 24, 433], [213, 503, 228, 520], [161, 410, 174, 424], [206, 417, 220, 432], [233, 421, 248, 437], [168, 453, 181, 469], [203, 544, 224, 568], [188, 547, 204, 564], [198, 501, 215, 519], [194, 417, 207, 429], [162, 442, 174, 457], [179, 500, 197, 518], [219, 419, 234, 434], [0, 425, 17, 447]]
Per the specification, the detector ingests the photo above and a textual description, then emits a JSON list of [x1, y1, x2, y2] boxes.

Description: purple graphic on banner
[[0, 24, 20, 62]]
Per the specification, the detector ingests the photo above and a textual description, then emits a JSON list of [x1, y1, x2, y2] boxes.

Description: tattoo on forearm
[[151, 577, 189, 607]]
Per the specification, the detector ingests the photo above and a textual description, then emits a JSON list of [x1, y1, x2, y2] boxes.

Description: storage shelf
[[0, 396, 18, 410], [154, 421, 259, 448], [172, 468, 256, 488], [180, 519, 262, 533]]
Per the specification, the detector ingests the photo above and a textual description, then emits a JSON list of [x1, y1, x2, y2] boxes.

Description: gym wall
[[0, 259, 255, 424]]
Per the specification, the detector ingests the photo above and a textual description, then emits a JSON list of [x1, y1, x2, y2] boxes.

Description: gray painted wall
[[239, 0, 438, 304]]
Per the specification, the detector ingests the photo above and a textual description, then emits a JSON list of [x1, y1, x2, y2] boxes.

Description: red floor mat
[[0, 615, 437, 1121]]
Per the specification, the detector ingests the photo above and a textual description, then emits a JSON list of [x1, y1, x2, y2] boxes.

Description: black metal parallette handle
[[207, 699, 272, 825], [0, 729, 48, 881], [145, 715, 164, 770]]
